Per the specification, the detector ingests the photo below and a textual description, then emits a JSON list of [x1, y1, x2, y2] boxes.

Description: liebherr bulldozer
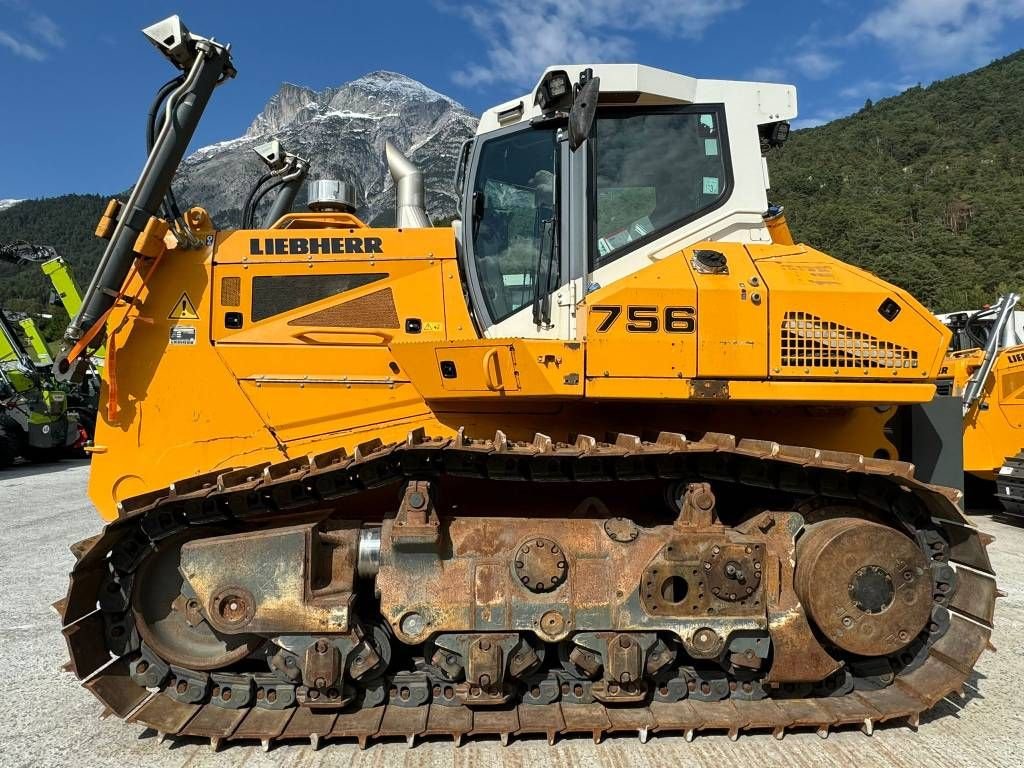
[[53, 16, 998, 749], [937, 295, 1024, 514]]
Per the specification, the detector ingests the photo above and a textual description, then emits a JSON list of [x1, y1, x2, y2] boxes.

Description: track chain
[[996, 450, 1024, 518], [57, 429, 998, 749]]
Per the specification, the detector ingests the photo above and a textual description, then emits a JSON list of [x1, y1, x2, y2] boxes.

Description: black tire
[[24, 446, 63, 465], [0, 426, 17, 468]]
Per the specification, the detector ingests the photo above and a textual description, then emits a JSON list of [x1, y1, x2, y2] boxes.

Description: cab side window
[[592, 108, 730, 269]]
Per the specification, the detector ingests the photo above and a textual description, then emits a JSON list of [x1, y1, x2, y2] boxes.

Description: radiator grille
[[780, 311, 918, 370]]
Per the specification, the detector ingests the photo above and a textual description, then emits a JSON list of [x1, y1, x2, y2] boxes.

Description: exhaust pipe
[[385, 140, 430, 228]]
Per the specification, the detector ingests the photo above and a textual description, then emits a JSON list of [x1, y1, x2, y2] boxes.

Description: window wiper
[[532, 215, 556, 326]]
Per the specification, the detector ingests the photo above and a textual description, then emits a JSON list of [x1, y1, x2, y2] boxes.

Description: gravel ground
[[2, 460, 1022, 767]]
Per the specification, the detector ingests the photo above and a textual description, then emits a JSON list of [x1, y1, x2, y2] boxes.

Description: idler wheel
[[132, 534, 263, 670], [795, 517, 932, 657]]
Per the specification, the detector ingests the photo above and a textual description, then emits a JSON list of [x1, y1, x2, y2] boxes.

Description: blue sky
[[2, 0, 1023, 199]]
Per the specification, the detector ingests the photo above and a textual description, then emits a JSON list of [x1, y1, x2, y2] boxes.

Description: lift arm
[[962, 293, 1021, 416], [54, 15, 235, 378]]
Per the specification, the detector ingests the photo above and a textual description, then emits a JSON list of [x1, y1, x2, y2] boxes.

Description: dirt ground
[[2, 460, 1021, 767]]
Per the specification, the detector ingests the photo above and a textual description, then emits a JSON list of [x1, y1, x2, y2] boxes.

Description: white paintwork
[[477, 64, 798, 341]]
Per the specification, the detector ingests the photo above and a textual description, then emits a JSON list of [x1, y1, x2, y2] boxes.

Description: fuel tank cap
[[692, 249, 729, 274]]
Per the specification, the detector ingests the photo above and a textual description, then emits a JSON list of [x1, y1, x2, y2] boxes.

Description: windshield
[[593, 108, 729, 269], [470, 128, 558, 323]]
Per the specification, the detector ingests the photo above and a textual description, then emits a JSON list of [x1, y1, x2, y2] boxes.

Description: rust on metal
[[57, 429, 997, 749]]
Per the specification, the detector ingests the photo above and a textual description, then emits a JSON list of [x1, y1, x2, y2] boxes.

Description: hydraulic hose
[[147, 76, 187, 224], [246, 176, 289, 228], [242, 171, 277, 228]]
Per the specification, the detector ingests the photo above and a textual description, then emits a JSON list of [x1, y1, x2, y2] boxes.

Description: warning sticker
[[168, 292, 200, 320], [169, 326, 197, 346]]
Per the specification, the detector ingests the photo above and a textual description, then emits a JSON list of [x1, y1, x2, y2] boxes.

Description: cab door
[[462, 124, 574, 341]]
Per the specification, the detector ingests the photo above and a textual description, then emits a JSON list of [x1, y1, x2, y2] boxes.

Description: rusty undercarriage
[[57, 430, 997, 748]]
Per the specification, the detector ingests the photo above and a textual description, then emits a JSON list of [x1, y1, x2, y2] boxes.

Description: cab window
[[470, 128, 558, 323], [592, 108, 730, 269]]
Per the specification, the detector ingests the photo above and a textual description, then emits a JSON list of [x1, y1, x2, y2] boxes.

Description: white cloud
[[0, 29, 45, 60], [856, 0, 1024, 70], [792, 106, 852, 130], [747, 66, 787, 82], [838, 78, 916, 100], [447, 0, 744, 87], [792, 117, 827, 130], [792, 50, 840, 79], [29, 14, 64, 48]]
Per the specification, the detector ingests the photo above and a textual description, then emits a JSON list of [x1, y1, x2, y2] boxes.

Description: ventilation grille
[[935, 379, 954, 397], [780, 311, 918, 370], [220, 276, 241, 307], [251, 273, 386, 322], [288, 288, 399, 328]]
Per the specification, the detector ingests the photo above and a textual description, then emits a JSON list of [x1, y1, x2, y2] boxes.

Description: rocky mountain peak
[[176, 71, 479, 227], [244, 82, 322, 138]]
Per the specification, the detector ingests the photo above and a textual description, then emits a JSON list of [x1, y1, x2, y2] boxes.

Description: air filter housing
[[307, 180, 357, 213]]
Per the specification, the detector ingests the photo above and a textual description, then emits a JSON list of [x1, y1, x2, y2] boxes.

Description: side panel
[[88, 244, 280, 518], [692, 245, 767, 378], [751, 245, 949, 381], [211, 242, 449, 444], [963, 346, 1024, 476], [583, 251, 699, 379]]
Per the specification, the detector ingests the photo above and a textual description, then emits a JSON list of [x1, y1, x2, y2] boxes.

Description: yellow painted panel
[[437, 344, 520, 392], [688, 244, 767, 378], [211, 259, 447, 345], [392, 339, 584, 400], [753, 246, 949, 380], [585, 376, 935, 405], [213, 225, 457, 265], [583, 251, 698, 379]]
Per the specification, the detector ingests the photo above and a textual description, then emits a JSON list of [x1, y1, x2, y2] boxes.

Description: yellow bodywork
[[88, 210, 952, 520], [940, 346, 1024, 479]]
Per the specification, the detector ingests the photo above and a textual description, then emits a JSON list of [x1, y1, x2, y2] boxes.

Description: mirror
[[568, 70, 600, 151]]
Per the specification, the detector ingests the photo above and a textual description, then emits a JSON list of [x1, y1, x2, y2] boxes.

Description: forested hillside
[[2, 50, 1022, 339], [770, 50, 1024, 309], [0, 195, 107, 337]]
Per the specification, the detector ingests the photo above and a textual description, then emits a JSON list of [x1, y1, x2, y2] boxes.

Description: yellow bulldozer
[[53, 16, 996, 748], [937, 295, 1024, 514]]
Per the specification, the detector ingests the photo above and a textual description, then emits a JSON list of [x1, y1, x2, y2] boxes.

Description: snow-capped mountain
[[173, 71, 479, 227], [0, 199, 24, 213]]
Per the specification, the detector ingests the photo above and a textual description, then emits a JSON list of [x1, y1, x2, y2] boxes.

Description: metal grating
[[251, 273, 386, 322], [780, 311, 918, 370], [220, 276, 241, 307], [287, 287, 399, 329]]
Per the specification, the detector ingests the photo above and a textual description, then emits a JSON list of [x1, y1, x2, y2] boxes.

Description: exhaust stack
[[385, 141, 430, 228]]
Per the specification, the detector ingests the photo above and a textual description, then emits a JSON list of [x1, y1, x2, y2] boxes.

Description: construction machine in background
[[53, 16, 996, 749], [937, 295, 1024, 515], [0, 309, 83, 466], [0, 240, 102, 439]]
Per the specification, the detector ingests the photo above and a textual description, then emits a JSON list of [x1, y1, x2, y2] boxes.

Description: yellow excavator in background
[[937, 295, 1024, 514], [53, 16, 996, 749]]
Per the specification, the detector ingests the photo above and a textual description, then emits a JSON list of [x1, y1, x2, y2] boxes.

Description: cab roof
[[477, 63, 797, 135]]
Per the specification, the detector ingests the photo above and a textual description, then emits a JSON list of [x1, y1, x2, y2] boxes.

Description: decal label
[[168, 292, 200, 320], [249, 237, 384, 256], [591, 305, 696, 334], [169, 326, 197, 346]]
